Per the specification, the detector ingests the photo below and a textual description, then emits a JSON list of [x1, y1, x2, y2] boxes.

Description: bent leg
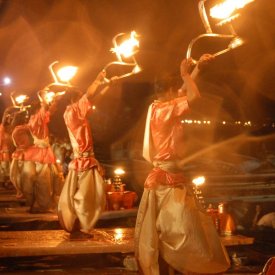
[[73, 168, 106, 233], [21, 161, 36, 207], [58, 170, 78, 232], [34, 163, 53, 211]]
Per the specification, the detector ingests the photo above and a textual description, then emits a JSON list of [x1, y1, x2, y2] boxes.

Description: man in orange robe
[[16, 97, 63, 213], [10, 109, 34, 199], [135, 56, 230, 274], [58, 71, 109, 237], [0, 107, 16, 186]]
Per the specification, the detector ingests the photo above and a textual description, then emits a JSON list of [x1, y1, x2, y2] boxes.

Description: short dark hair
[[62, 87, 83, 105], [154, 74, 181, 98]]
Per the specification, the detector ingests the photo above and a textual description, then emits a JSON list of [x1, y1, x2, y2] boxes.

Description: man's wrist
[[181, 73, 191, 80]]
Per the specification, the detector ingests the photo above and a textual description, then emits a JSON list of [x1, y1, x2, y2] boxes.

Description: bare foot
[[69, 231, 93, 240]]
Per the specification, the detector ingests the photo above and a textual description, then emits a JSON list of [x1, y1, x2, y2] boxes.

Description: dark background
[[0, 0, 274, 164]]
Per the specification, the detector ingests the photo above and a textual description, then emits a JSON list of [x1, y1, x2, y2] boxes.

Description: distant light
[[92, 105, 96, 110], [0, 92, 2, 96], [222, 121, 226, 125], [3, 77, 11, 85]]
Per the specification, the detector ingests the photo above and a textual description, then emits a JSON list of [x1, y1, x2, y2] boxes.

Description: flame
[[192, 176, 206, 186], [57, 66, 78, 82], [210, 0, 254, 19], [114, 168, 125, 176], [15, 95, 28, 104], [229, 37, 244, 48], [111, 31, 139, 58], [114, 228, 124, 242], [44, 91, 55, 103], [132, 65, 142, 74]]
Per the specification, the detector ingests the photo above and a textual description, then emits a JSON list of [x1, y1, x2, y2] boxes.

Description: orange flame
[[210, 0, 254, 19], [15, 95, 28, 104], [111, 31, 139, 58]]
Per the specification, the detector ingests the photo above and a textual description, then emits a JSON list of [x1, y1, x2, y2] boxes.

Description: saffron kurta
[[135, 97, 230, 274], [0, 124, 14, 182], [16, 107, 62, 211], [58, 94, 105, 233], [10, 124, 33, 196]]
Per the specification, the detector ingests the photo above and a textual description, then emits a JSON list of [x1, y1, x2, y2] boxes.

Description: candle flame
[[114, 168, 125, 176], [111, 31, 139, 58], [114, 228, 124, 242], [210, 0, 254, 20], [192, 176, 205, 186]]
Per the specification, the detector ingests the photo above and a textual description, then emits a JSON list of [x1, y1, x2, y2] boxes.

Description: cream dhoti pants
[[10, 159, 63, 210], [58, 167, 106, 233], [135, 185, 230, 275], [0, 160, 10, 183]]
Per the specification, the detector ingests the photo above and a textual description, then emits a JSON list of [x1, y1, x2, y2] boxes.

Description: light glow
[[44, 91, 56, 104], [3, 77, 11, 85], [57, 66, 78, 82], [15, 95, 28, 105], [210, 0, 254, 20], [132, 65, 142, 74], [229, 37, 244, 49], [114, 168, 125, 176], [192, 176, 205, 186], [111, 31, 139, 58], [114, 228, 124, 242]]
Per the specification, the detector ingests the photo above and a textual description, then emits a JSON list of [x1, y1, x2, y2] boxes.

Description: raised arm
[[86, 70, 108, 98], [179, 58, 201, 103], [180, 54, 214, 93]]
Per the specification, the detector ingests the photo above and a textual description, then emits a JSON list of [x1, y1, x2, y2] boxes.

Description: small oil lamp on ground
[[192, 175, 206, 209], [106, 168, 138, 210], [106, 168, 125, 210]]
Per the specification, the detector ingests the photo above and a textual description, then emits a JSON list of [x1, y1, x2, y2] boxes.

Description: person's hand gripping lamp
[[186, 0, 255, 64], [103, 31, 142, 83]]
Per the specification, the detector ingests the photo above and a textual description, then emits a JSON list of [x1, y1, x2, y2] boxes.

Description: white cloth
[[257, 212, 275, 229], [143, 104, 154, 163], [58, 167, 106, 233], [135, 185, 230, 274]]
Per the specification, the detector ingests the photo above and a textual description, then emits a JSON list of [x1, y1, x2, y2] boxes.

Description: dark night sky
[[0, 0, 274, 161]]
